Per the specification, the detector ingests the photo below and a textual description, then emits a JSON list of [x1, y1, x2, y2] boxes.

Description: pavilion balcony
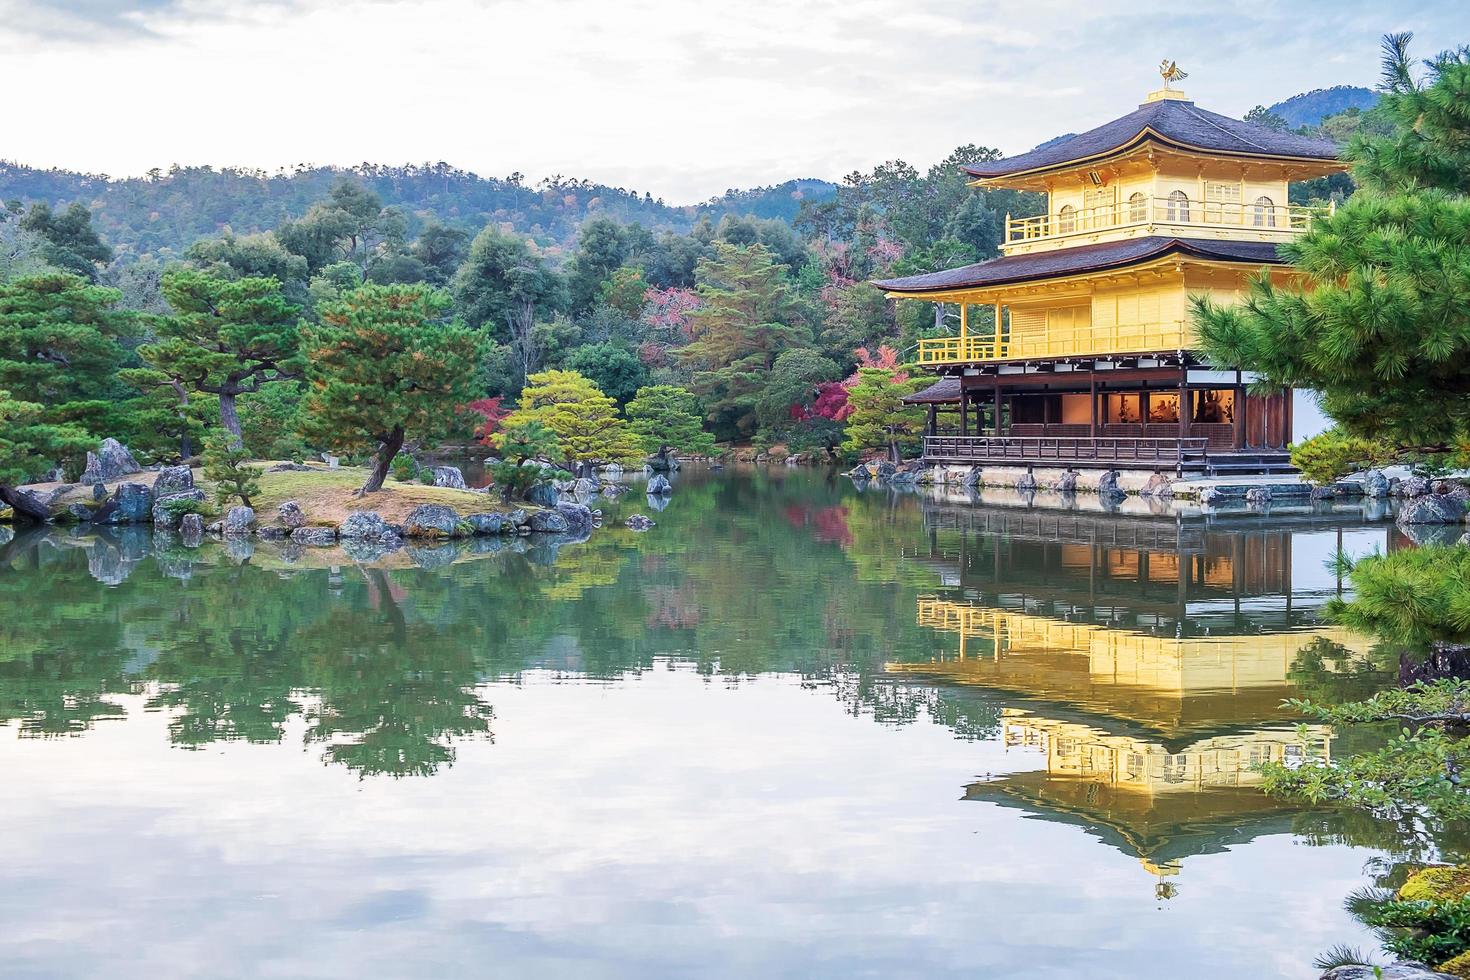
[[915, 319, 1190, 366], [1004, 197, 1315, 250]]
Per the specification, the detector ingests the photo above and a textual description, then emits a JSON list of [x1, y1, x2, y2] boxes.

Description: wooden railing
[[1006, 196, 1315, 244], [915, 320, 1191, 365], [924, 434, 1209, 468]]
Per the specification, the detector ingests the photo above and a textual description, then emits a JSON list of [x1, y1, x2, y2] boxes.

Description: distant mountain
[[1265, 85, 1378, 128], [0, 160, 837, 258]]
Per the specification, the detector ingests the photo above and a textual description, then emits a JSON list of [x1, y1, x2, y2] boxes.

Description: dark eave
[[901, 376, 962, 405], [966, 98, 1342, 181], [874, 236, 1284, 295]]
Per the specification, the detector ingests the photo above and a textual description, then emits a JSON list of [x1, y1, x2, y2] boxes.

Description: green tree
[[299, 282, 488, 493], [0, 389, 90, 520], [18, 202, 112, 280], [453, 226, 564, 381], [754, 347, 842, 442], [276, 180, 405, 276], [186, 232, 309, 288], [410, 221, 470, 286], [0, 273, 135, 412], [563, 342, 648, 405], [625, 385, 717, 468], [497, 369, 642, 471], [203, 436, 261, 508], [841, 367, 926, 463], [566, 217, 630, 313], [1195, 35, 1470, 455], [142, 269, 302, 448], [679, 243, 810, 439]]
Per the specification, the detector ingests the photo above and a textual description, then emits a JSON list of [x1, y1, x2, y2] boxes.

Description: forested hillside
[[0, 160, 837, 258], [1266, 85, 1377, 128]]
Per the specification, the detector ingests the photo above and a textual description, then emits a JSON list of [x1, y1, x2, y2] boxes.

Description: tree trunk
[[360, 427, 405, 494], [0, 485, 52, 524], [171, 381, 192, 459], [218, 392, 244, 449], [887, 439, 901, 465]]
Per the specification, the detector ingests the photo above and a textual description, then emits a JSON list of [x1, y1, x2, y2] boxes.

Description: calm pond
[[0, 467, 1447, 978]]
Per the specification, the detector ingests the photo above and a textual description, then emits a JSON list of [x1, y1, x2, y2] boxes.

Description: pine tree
[[678, 243, 810, 439], [142, 269, 301, 448], [203, 437, 261, 508], [840, 367, 926, 463], [299, 283, 488, 494], [625, 385, 717, 467], [1194, 35, 1470, 454], [0, 389, 91, 521], [497, 370, 642, 471]]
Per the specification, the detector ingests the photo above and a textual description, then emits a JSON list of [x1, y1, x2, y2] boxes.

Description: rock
[[1244, 487, 1273, 506], [572, 477, 599, 495], [79, 438, 142, 484], [601, 484, 629, 498], [506, 509, 527, 529], [94, 483, 153, 525], [1096, 470, 1123, 499], [1309, 484, 1339, 500], [219, 505, 255, 537], [889, 468, 919, 486], [431, 466, 467, 490], [339, 511, 394, 540], [625, 514, 656, 531], [179, 513, 205, 546], [526, 481, 560, 508], [91, 483, 107, 502], [1199, 486, 1224, 506], [1362, 469, 1390, 498], [1397, 493, 1468, 526], [404, 503, 461, 538], [1053, 470, 1078, 493], [224, 536, 255, 562], [600, 463, 624, 476], [153, 465, 195, 497], [1015, 471, 1038, 493], [874, 461, 897, 480], [1396, 475, 1433, 499], [256, 525, 289, 540], [406, 542, 462, 569], [151, 489, 207, 530], [206, 521, 223, 534], [465, 512, 506, 535], [340, 535, 402, 562], [1139, 473, 1173, 498], [961, 466, 983, 488], [63, 502, 94, 523], [290, 526, 337, 546], [647, 474, 672, 495], [528, 510, 570, 533], [555, 502, 597, 535], [267, 462, 313, 472], [1320, 963, 1458, 980], [278, 500, 306, 529]]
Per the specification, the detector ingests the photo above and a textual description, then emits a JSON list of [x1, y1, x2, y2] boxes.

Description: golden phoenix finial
[[1158, 60, 1188, 89]]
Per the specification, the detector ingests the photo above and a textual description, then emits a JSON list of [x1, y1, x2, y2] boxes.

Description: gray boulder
[[1139, 473, 1173, 498], [179, 512, 205, 546], [1053, 470, 1078, 493], [875, 461, 897, 480], [528, 511, 570, 533], [1199, 485, 1224, 506], [339, 511, 393, 540], [962, 466, 983, 488], [1097, 470, 1124, 499], [151, 489, 207, 530], [64, 502, 94, 523], [431, 466, 467, 490], [404, 503, 461, 538], [153, 465, 194, 497], [290, 526, 337, 546], [1397, 494, 1467, 526], [555, 502, 597, 535], [1015, 471, 1038, 493], [465, 512, 506, 536], [256, 525, 290, 540], [278, 500, 306, 529], [266, 462, 313, 472], [601, 484, 629, 498], [572, 477, 599, 495], [1362, 469, 1390, 498], [1396, 475, 1433, 498], [625, 514, 655, 531], [647, 474, 673, 495], [506, 509, 527, 530], [95, 482, 153, 525], [92, 482, 107, 501], [223, 506, 256, 537], [79, 438, 142, 484], [526, 481, 560, 507], [1245, 487, 1273, 506]]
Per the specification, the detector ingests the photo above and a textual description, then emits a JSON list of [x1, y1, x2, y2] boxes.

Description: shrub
[[390, 453, 418, 483], [1290, 429, 1388, 485], [202, 437, 260, 508]]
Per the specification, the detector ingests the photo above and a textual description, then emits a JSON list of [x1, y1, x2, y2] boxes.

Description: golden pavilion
[[876, 68, 1347, 475]]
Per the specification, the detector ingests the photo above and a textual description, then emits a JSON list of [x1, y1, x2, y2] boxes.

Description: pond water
[[0, 467, 1441, 978]]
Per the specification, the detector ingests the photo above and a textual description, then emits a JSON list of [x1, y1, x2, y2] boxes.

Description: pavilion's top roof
[[874, 236, 1283, 295], [965, 97, 1342, 182]]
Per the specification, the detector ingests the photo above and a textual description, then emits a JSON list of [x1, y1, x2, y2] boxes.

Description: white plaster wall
[[1292, 389, 1331, 443]]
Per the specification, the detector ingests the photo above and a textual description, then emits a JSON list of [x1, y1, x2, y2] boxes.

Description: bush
[[488, 460, 540, 502], [390, 453, 418, 482], [1290, 429, 1388, 485], [202, 438, 260, 508]]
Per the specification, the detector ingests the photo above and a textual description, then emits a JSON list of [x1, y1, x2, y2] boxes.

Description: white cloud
[[0, 0, 1463, 201]]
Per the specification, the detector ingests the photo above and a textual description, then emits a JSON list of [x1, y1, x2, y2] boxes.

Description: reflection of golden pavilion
[[970, 708, 1331, 877]]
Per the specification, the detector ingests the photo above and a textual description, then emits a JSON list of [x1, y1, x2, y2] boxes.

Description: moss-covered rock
[[1437, 950, 1470, 978], [1400, 865, 1470, 903]]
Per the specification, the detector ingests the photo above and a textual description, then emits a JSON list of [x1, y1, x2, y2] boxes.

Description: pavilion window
[[1166, 190, 1190, 222], [1253, 195, 1276, 227], [1127, 191, 1147, 222], [1057, 204, 1076, 233], [1190, 388, 1235, 424], [1147, 393, 1180, 423], [1104, 392, 1142, 424]]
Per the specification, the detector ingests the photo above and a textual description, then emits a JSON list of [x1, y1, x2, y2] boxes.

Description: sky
[[0, 0, 1464, 202]]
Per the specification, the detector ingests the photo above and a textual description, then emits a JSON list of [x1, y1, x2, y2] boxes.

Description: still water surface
[[0, 468, 1428, 978]]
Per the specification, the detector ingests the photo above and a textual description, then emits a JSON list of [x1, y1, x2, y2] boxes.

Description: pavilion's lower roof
[[874, 237, 1285, 295], [901, 376, 961, 405]]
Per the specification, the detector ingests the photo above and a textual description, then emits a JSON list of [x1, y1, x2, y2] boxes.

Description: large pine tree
[[1194, 35, 1470, 454]]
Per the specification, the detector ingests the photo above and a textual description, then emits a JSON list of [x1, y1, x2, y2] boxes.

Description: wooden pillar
[[1089, 371, 1098, 439], [994, 302, 1003, 356], [994, 376, 1003, 436], [1233, 370, 1246, 451], [1178, 365, 1189, 440], [960, 391, 969, 436], [927, 404, 937, 437], [1283, 387, 1294, 448]]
